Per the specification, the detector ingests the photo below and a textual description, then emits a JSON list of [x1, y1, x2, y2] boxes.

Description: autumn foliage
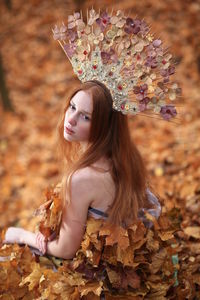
[[0, 183, 199, 299], [0, 0, 200, 299], [0, 184, 176, 299]]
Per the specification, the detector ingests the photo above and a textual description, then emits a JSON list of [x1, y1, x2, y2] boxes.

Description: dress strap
[[88, 206, 108, 218]]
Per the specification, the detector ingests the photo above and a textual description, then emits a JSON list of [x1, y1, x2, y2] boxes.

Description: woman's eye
[[81, 113, 90, 121], [70, 104, 75, 110]]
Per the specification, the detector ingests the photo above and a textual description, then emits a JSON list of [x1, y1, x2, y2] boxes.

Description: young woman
[[4, 79, 161, 259]]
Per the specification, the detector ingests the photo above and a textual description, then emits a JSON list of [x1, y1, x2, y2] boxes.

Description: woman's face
[[63, 90, 93, 144]]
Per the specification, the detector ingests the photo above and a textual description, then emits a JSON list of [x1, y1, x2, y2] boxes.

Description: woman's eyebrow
[[70, 100, 92, 115]]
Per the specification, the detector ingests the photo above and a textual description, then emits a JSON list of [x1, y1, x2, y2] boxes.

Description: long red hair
[[57, 80, 153, 227]]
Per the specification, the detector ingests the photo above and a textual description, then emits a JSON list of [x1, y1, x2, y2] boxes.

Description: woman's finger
[[43, 241, 47, 254], [39, 234, 47, 254], [48, 231, 57, 241], [36, 232, 46, 254], [41, 239, 47, 254]]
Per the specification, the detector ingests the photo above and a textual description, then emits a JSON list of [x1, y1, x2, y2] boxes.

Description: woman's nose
[[68, 113, 77, 126]]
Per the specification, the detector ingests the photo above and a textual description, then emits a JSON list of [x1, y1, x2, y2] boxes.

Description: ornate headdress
[[52, 8, 181, 121]]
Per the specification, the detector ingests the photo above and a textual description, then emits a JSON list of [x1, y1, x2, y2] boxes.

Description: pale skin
[[4, 90, 115, 259]]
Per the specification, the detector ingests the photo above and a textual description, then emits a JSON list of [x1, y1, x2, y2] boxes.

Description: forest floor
[[0, 0, 200, 299]]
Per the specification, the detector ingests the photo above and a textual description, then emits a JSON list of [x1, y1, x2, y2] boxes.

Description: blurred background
[[0, 0, 200, 234]]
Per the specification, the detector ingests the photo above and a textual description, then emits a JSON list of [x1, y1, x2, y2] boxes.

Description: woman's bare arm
[[45, 169, 93, 258], [4, 168, 94, 259]]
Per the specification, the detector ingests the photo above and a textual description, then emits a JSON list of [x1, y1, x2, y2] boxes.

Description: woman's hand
[[3, 226, 57, 255], [35, 232, 47, 255], [35, 231, 57, 255], [3, 227, 24, 245]]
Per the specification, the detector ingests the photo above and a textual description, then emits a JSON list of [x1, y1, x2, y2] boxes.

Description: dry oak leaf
[[91, 250, 102, 267], [143, 211, 160, 230], [128, 221, 146, 243], [0, 261, 22, 292], [82, 230, 103, 252], [52, 281, 79, 299], [102, 245, 118, 265], [78, 280, 103, 297], [38, 268, 81, 299], [81, 234, 91, 252], [146, 230, 160, 252], [130, 238, 147, 251], [86, 217, 104, 235], [99, 224, 129, 250], [106, 267, 121, 288], [82, 293, 101, 300], [187, 242, 200, 254], [122, 268, 141, 289], [158, 215, 172, 230], [19, 262, 43, 291], [49, 195, 63, 226], [34, 186, 63, 239], [116, 245, 135, 266], [179, 182, 198, 199], [183, 226, 200, 239], [104, 294, 143, 300], [81, 248, 102, 267], [170, 278, 192, 299], [149, 248, 167, 274], [158, 230, 175, 241], [80, 217, 104, 256], [185, 194, 200, 213], [56, 271, 85, 287], [0, 243, 19, 256], [192, 273, 200, 286], [144, 282, 170, 299]]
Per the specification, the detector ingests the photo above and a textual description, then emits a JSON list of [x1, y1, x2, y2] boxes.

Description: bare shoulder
[[62, 168, 95, 225], [70, 158, 115, 208], [70, 166, 111, 200], [71, 167, 96, 188], [72, 164, 111, 183], [69, 167, 97, 204]]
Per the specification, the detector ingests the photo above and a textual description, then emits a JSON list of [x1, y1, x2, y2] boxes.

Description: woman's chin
[[64, 132, 75, 142]]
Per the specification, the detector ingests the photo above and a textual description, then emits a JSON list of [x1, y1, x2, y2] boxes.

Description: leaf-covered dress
[[0, 184, 180, 299]]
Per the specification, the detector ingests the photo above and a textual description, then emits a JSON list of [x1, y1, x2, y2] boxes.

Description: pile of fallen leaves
[[1, 185, 199, 299]]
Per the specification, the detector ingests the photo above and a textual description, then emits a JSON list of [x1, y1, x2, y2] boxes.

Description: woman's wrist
[[18, 228, 26, 244], [18, 228, 37, 248]]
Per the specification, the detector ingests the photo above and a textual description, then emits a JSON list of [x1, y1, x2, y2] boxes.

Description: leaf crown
[[53, 8, 182, 121]]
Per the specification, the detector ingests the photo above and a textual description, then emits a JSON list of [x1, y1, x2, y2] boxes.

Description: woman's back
[[83, 157, 116, 216]]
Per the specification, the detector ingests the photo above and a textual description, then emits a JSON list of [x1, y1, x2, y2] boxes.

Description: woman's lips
[[65, 127, 74, 134]]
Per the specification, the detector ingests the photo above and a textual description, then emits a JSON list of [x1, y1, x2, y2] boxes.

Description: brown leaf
[[158, 230, 174, 241], [78, 281, 103, 297], [106, 267, 121, 288], [100, 225, 129, 250], [19, 262, 42, 290], [146, 230, 160, 252], [123, 269, 141, 289], [116, 245, 135, 266], [102, 245, 118, 265], [86, 217, 104, 236], [149, 248, 167, 274], [144, 282, 169, 299], [128, 221, 146, 243], [183, 226, 200, 239]]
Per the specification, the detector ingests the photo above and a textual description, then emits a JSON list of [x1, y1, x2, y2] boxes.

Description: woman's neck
[[91, 156, 111, 172], [80, 141, 89, 152]]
